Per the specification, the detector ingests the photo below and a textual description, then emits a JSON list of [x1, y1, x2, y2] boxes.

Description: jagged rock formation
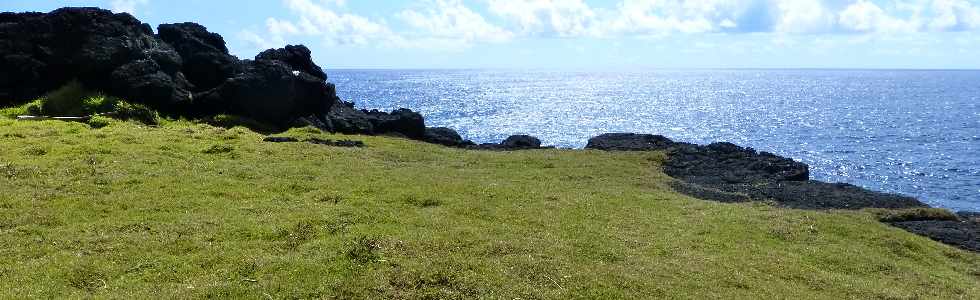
[[0, 7, 428, 139], [1, 8, 190, 109]]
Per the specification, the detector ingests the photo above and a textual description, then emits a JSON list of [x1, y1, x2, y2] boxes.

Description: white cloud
[[110, 0, 149, 14], [487, 0, 599, 37], [606, 0, 755, 35], [237, 29, 280, 50], [929, 0, 980, 31], [267, 0, 397, 46], [266, 18, 301, 36], [773, 0, 836, 33], [246, 0, 980, 51], [398, 0, 514, 44], [838, 0, 920, 33]]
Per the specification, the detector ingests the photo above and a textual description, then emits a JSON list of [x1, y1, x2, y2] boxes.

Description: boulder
[[256, 45, 327, 81], [366, 108, 425, 139], [321, 103, 427, 139], [501, 135, 542, 149], [469, 135, 545, 150], [195, 59, 333, 124], [157, 22, 241, 91], [109, 59, 192, 109], [585, 133, 676, 151], [323, 101, 374, 134], [423, 127, 464, 146]]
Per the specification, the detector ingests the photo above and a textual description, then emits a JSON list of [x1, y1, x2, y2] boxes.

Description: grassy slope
[[0, 117, 977, 299]]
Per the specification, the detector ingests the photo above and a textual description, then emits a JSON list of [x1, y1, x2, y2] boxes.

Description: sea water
[[330, 69, 980, 212]]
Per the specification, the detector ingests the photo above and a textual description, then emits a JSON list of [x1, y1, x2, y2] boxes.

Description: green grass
[[0, 117, 978, 299], [0, 82, 160, 126]]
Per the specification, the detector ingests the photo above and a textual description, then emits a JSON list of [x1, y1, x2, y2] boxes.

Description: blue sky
[[5, 0, 980, 69]]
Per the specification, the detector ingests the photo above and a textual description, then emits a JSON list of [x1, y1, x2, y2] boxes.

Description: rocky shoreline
[[585, 133, 979, 252], [1, 8, 976, 252]]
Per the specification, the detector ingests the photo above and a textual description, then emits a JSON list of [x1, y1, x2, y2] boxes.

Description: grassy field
[[0, 117, 978, 299]]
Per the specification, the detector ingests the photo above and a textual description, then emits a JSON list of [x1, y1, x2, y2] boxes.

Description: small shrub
[[0, 99, 43, 117], [278, 221, 318, 250], [403, 194, 442, 208], [314, 192, 345, 204], [876, 208, 960, 223], [345, 236, 381, 264], [87, 115, 113, 129], [66, 265, 105, 291], [326, 217, 354, 235], [202, 144, 234, 154], [22, 146, 47, 156], [41, 81, 98, 116], [293, 126, 322, 134], [204, 114, 278, 133], [110, 101, 159, 125], [81, 95, 115, 113]]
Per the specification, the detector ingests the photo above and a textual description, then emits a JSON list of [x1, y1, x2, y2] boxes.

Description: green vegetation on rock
[[0, 116, 977, 299]]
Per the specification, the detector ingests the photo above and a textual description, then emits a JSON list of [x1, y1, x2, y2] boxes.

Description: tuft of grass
[[42, 81, 99, 116], [87, 115, 113, 129], [0, 99, 43, 117], [21, 146, 47, 156], [874, 208, 961, 223], [4, 81, 159, 126], [0, 118, 976, 298], [403, 194, 442, 208], [109, 101, 159, 125], [203, 114, 279, 134], [202, 144, 234, 154], [346, 236, 382, 264]]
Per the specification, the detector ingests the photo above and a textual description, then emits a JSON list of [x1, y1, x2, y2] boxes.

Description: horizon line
[[323, 67, 980, 71]]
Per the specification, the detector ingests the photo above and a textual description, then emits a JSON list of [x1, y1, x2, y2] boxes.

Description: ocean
[[329, 69, 980, 212]]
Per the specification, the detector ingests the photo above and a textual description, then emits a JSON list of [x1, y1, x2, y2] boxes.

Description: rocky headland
[[1, 8, 975, 252]]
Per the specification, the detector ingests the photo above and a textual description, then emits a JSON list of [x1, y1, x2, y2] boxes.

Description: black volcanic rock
[[584, 133, 980, 250], [321, 101, 429, 139], [666, 142, 810, 184], [0, 8, 341, 126], [157, 22, 241, 91], [324, 101, 375, 134], [469, 134, 546, 150], [585, 133, 925, 210], [501, 135, 542, 149], [585, 133, 676, 151], [256, 45, 327, 81], [424, 127, 464, 146], [194, 59, 332, 124], [0, 7, 454, 140], [0, 7, 192, 109], [366, 108, 425, 139], [890, 220, 980, 252]]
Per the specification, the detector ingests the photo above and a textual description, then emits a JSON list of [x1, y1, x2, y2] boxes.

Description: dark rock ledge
[[586, 133, 980, 252]]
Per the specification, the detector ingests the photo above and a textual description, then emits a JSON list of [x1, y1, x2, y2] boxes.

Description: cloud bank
[[242, 0, 980, 51]]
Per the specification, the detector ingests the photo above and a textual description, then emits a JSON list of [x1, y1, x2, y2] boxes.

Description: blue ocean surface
[[329, 69, 980, 212]]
